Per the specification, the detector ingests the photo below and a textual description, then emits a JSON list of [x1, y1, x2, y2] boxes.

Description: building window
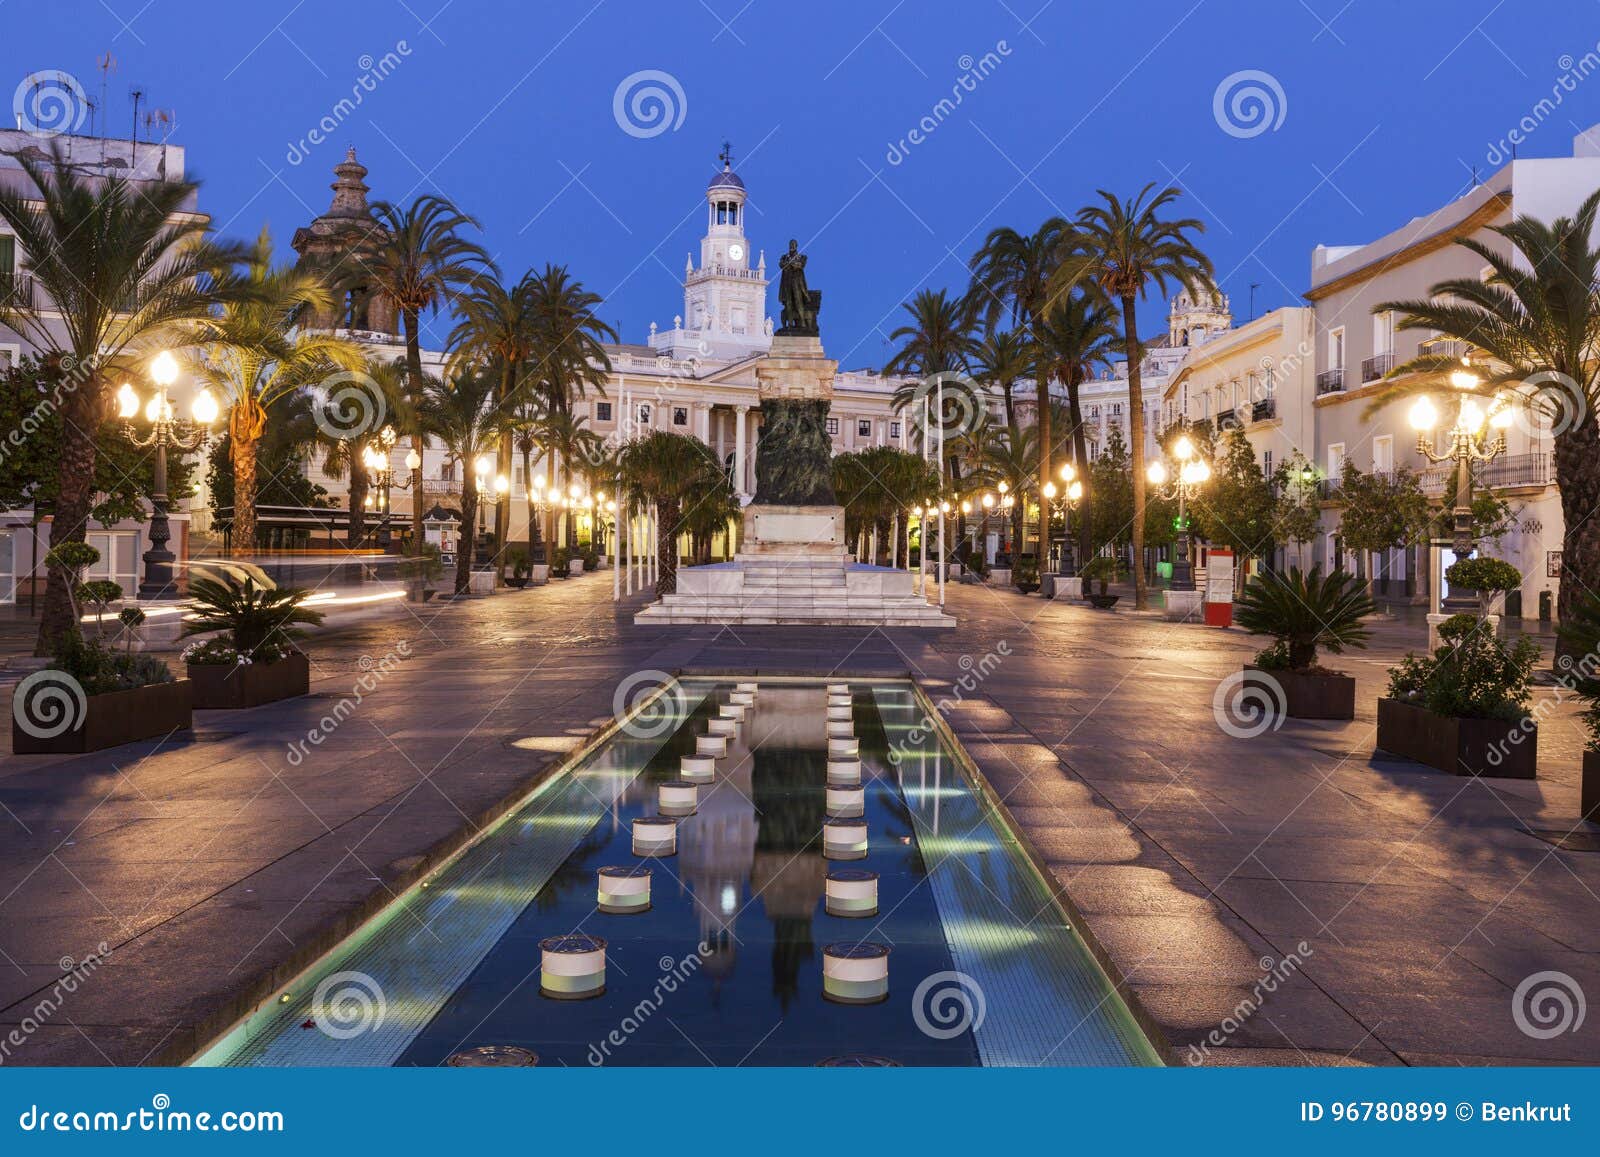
[[1373, 434, 1393, 474], [1328, 326, 1346, 369], [673, 406, 688, 427], [1328, 442, 1345, 479], [440, 460, 455, 482], [595, 401, 612, 421], [826, 417, 839, 435], [1262, 450, 1272, 477], [889, 420, 900, 438], [857, 419, 872, 438], [638, 403, 652, 426]]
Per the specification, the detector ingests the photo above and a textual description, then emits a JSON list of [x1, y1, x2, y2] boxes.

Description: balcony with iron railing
[[1251, 397, 1276, 422], [1361, 352, 1394, 383], [1315, 368, 1345, 395], [1215, 408, 1240, 430], [1419, 338, 1473, 361], [1420, 452, 1554, 493]]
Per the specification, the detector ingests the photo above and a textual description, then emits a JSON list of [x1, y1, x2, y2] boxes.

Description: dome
[[708, 164, 745, 192]]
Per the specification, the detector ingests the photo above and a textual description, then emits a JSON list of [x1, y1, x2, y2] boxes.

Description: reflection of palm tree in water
[[751, 748, 826, 1010]]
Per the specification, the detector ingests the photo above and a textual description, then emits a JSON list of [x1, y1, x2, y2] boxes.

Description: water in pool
[[195, 679, 1158, 1067]]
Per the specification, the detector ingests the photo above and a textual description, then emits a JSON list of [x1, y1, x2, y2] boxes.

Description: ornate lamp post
[[1408, 371, 1512, 612], [979, 491, 995, 565], [1145, 434, 1211, 592], [118, 351, 216, 599], [360, 426, 420, 550], [527, 473, 552, 566], [1053, 462, 1084, 577]]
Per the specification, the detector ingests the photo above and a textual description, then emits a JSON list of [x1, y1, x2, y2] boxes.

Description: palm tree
[[190, 228, 365, 554], [832, 446, 939, 565], [974, 423, 1040, 556], [1373, 188, 1600, 645], [620, 431, 725, 595], [967, 328, 1034, 440], [525, 263, 616, 417], [1034, 291, 1120, 564], [0, 142, 248, 654], [885, 289, 978, 529], [308, 360, 414, 547], [418, 367, 503, 595], [966, 219, 1069, 333], [506, 392, 551, 562], [449, 272, 537, 560], [364, 194, 492, 550], [1052, 185, 1214, 608], [530, 409, 603, 549]]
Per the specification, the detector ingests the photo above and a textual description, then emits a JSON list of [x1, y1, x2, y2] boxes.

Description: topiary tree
[[44, 542, 101, 643], [1444, 556, 1523, 619]]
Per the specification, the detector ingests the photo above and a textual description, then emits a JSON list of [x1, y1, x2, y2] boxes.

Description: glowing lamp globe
[[116, 383, 139, 419], [1409, 397, 1438, 431], [1146, 461, 1168, 486], [149, 350, 180, 386], [191, 389, 219, 425]]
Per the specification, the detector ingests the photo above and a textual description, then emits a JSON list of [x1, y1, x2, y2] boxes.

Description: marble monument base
[[635, 503, 955, 628]]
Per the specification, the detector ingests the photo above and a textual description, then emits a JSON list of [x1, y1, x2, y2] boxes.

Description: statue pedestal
[[756, 334, 836, 400], [741, 504, 846, 555]]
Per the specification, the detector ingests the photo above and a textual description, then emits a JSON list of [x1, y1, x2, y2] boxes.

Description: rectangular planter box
[[188, 652, 310, 710], [1245, 665, 1355, 720], [1375, 697, 1536, 779], [1584, 749, 1600, 825], [12, 678, 193, 755]]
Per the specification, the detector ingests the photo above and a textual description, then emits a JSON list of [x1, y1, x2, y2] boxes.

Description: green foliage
[[51, 632, 173, 695], [1386, 613, 1540, 721], [833, 446, 940, 540], [1336, 461, 1431, 555], [75, 580, 123, 607], [1272, 452, 1322, 551], [1445, 556, 1522, 593], [46, 542, 101, 574], [1234, 566, 1376, 671], [1557, 594, 1600, 748], [1080, 553, 1124, 592], [400, 542, 443, 587], [1194, 425, 1276, 566], [506, 547, 531, 579], [117, 606, 146, 628], [180, 570, 324, 660], [1087, 424, 1175, 549], [205, 430, 330, 515], [1012, 556, 1040, 588]]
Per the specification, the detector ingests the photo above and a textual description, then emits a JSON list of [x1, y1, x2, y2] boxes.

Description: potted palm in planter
[[505, 548, 532, 589], [1012, 556, 1041, 595], [12, 545, 190, 755], [1378, 613, 1541, 779], [1234, 566, 1375, 720], [1080, 556, 1122, 609], [181, 571, 325, 710]]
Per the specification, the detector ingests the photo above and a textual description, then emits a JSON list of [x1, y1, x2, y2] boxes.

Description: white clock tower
[[651, 144, 772, 360]]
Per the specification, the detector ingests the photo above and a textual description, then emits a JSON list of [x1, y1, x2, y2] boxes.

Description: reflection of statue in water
[[750, 748, 826, 1009], [776, 239, 820, 335]]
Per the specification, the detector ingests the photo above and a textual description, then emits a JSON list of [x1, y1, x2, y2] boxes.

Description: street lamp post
[[1054, 462, 1084, 577], [1145, 434, 1211, 593], [360, 426, 420, 550], [1409, 373, 1512, 613], [118, 351, 216, 599]]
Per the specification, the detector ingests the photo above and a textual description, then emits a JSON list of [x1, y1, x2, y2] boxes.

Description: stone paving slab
[[1, 573, 1597, 1067]]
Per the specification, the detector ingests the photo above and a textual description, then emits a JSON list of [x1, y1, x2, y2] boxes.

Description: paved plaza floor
[[1, 573, 1596, 1066]]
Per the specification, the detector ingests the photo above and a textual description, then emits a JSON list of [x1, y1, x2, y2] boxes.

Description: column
[[734, 405, 749, 499], [694, 401, 711, 445]]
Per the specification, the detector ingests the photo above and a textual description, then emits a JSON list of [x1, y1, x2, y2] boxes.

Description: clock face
[[728, 243, 744, 262]]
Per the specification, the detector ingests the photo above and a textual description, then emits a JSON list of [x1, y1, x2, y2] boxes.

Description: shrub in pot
[[1379, 613, 1541, 778], [12, 630, 188, 755], [1444, 556, 1523, 619], [1012, 557, 1041, 595], [550, 546, 571, 578], [581, 548, 601, 573], [1080, 556, 1123, 609], [180, 571, 325, 710], [1234, 566, 1374, 720]]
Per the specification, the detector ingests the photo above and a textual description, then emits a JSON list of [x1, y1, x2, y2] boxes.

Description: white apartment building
[[1304, 126, 1600, 619]]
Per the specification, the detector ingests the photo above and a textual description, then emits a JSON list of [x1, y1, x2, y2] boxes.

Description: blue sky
[[12, 1, 1599, 366]]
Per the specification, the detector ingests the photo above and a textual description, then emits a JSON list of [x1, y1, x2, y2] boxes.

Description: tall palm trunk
[[36, 382, 101, 655], [1556, 417, 1600, 660], [347, 456, 369, 547], [232, 433, 260, 555], [1036, 375, 1051, 559], [1065, 371, 1092, 565], [656, 497, 679, 595], [1002, 382, 1016, 435], [456, 475, 478, 595], [403, 307, 426, 551], [495, 359, 515, 572], [1121, 294, 1149, 609], [521, 441, 544, 563]]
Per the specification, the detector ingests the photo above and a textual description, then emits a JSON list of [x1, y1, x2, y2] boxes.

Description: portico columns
[[734, 405, 749, 498]]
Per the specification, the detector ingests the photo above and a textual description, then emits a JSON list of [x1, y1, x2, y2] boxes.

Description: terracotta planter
[[1244, 665, 1355, 720], [1375, 697, 1536, 780], [188, 653, 310, 710], [1583, 749, 1600, 824], [12, 678, 192, 755]]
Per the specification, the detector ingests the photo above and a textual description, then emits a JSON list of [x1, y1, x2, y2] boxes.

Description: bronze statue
[[777, 239, 820, 335]]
